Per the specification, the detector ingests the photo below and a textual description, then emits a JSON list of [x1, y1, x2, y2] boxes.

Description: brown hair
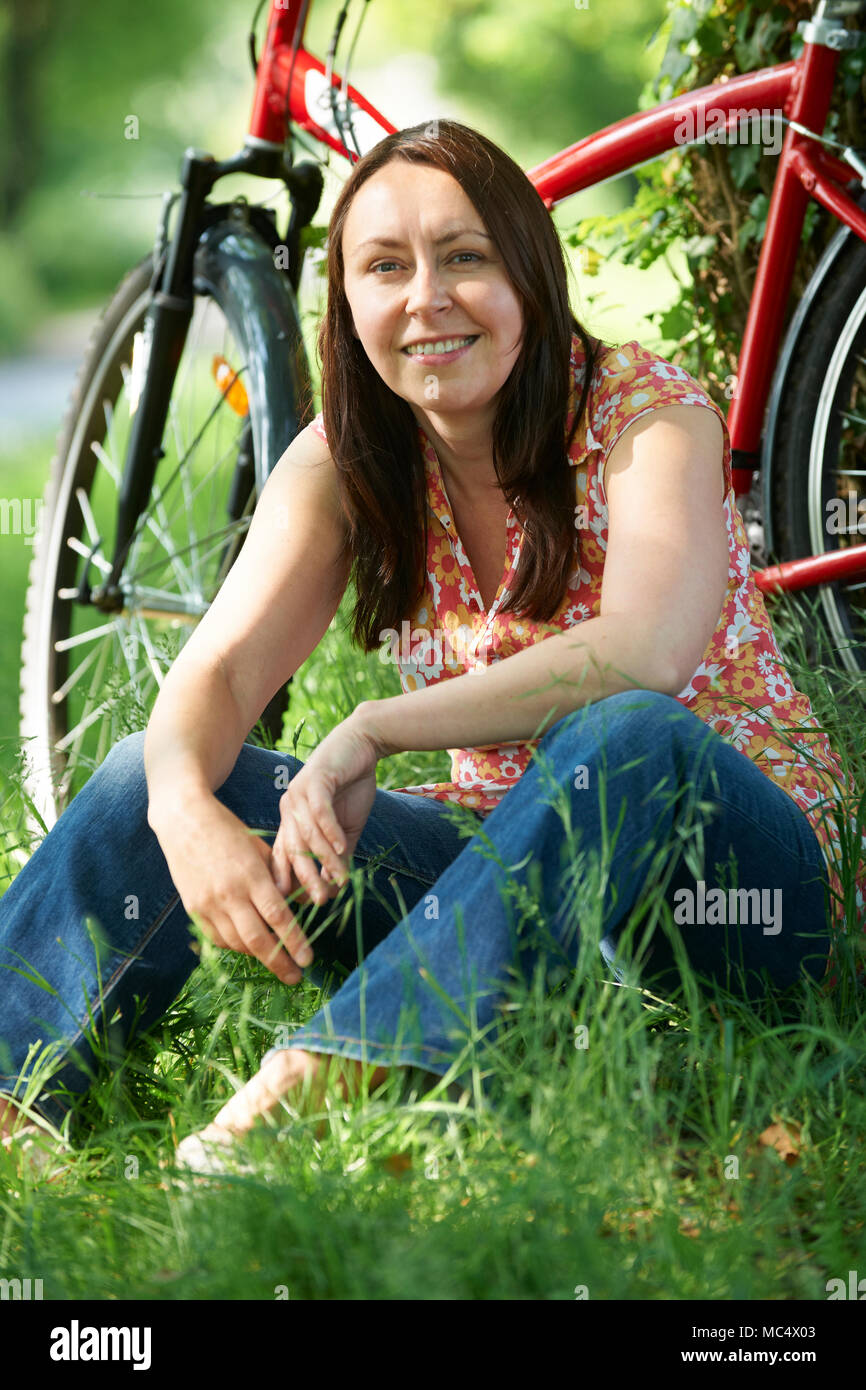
[[316, 118, 604, 652]]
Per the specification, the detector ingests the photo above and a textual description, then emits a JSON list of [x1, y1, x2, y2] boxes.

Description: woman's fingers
[[304, 788, 350, 880], [231, 905, 304, 984], [278, 793, 348, 903], [269, 822, 298, 899], [194, 907, 249, 957], [195, 899, 304, 987], [252, 884, 314, 969]]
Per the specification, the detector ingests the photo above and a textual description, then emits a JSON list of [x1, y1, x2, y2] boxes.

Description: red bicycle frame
[[246, 0, 866, 598]]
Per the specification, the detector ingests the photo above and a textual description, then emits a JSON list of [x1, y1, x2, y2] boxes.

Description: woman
[[1, 120, 863, 1176]]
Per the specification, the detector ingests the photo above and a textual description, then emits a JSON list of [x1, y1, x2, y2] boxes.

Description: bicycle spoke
[[129, 516, 250, 584], [66, 535, 112, 574], [51, 644, 102, 705], [90, 439, 121, 488], [57, 673, 140, 753], [57, 637, 112, 761], [54, 619, 124, 653], [23, 261, 291, 825], [120, 365, 250, 578], [132, 614, 167, 688], [75, 487, 103, 550]]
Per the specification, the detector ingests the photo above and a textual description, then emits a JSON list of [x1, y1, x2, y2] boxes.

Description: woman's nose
[[404, 260, 452, 314]]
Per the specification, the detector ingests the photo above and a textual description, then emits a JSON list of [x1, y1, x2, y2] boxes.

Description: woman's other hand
[[150, 794, 314, 985], [271, 713, 383, 907]]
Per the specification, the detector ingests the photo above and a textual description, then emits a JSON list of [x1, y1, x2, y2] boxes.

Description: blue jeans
[[0, 690, 833, 1129]]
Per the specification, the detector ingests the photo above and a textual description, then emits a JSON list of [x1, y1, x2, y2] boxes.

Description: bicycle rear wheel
[[19, 248, 305, 829], [768, 234, 866, 679]]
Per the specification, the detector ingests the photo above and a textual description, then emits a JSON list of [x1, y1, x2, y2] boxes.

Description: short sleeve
[[590, 340, 731, 497], [309, 410, 327, 443]]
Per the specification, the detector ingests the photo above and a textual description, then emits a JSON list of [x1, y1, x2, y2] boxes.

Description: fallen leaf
[[383, 1152, 412, 1176], [758, 1121, 801, 1165]]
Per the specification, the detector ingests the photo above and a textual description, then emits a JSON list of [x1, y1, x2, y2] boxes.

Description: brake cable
[[248, 0, 268, 74]]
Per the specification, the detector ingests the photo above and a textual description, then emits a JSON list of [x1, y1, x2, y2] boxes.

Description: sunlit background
[[0, 0, 675, 736]]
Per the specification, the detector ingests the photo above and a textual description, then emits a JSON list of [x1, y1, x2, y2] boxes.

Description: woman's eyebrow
[[350, 227, 493, 257]]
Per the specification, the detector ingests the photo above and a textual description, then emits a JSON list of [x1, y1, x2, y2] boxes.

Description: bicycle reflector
[[212, 356, 249, 416]]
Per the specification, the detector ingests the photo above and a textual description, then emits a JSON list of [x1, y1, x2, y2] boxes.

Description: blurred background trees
[[3, 0, 866, 395], [0, 0, 668, 351]]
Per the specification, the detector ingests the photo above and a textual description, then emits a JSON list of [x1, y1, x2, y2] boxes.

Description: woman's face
[[341, 161, 524, 430]]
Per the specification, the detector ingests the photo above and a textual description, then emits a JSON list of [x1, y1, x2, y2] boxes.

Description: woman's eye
[[370, 252, 482, 274]]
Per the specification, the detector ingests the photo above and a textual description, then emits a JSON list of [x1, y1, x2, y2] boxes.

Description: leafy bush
[[566, 0, 866, 404]]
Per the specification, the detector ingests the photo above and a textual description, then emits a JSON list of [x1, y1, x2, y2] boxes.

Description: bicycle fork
[[83, 141, 322, 615]]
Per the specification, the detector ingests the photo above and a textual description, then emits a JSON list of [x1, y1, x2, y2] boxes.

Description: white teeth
[[403, 336, 476, 356]]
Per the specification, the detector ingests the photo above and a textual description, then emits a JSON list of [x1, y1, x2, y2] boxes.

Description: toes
[[173, 1126, 247, 1178], [213, 1051, 314, 1134]]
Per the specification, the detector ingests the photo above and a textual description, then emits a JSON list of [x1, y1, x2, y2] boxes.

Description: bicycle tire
[[19, 250, 302, 830], [768, 232, 866, 679]]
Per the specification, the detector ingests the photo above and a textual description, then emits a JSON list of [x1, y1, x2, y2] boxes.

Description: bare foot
[[172, 1049, 389, 1174], [209, 1048, 323, 1136], [0, 1095, 27, 1141]]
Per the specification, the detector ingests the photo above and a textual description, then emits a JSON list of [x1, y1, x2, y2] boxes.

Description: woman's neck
[[411, 404, 500, 494]]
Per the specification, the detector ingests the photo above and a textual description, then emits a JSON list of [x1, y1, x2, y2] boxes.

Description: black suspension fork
[[87, 147, 219, 613], [86, 142, 322, 613]]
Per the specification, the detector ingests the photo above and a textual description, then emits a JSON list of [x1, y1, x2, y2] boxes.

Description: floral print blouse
[[310, 335, 866, 939]]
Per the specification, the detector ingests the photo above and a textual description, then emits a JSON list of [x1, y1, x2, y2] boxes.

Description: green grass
[[1, 440, 866, 1300]]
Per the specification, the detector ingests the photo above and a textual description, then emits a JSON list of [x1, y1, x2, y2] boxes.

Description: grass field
[[1, 433, 865, 1303]]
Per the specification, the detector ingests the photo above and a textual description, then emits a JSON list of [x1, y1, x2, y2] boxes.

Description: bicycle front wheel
[[768, 233, 866, 678], [20, 249, 305, 829]]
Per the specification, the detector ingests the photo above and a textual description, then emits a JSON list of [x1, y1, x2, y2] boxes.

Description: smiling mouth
[[401, 335, 479, 357]]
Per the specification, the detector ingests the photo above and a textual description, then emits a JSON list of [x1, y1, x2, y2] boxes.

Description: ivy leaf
[[620, 207, 669, 265], [695, 17, 729, 58], [739, 192, 770, 252], [300, 224, 328, 254], [733, 13, 788, 73], [657, 47, 692, 91], [669, 7, 700, 47], [681, 233, 718, 261], [734, 7, 752, 44], [655, 302, 695, 341], [728, 141, 762, 190]]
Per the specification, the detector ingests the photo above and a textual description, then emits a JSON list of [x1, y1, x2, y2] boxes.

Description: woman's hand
[[271, 712, 382, 908], [150, 794, 314, 985]]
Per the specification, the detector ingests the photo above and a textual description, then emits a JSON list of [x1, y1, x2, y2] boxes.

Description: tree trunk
[[0, 0, 51, 230]]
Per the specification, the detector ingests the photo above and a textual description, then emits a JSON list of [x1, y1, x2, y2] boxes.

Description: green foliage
[[0, 0, 672, 346], [3, 0, 866, 1302], [2, 607, 866, 1296], [565, 0, 866, 399], [0, 232, 49, 352], [421, 0, 668, 168]]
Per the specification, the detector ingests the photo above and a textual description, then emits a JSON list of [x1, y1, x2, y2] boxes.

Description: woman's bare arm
[[350, 405, 730, 758], [144, 421, 350, 834]]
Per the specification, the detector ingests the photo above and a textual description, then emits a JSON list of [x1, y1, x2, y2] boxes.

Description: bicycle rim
[[21, 271, 261, 824], [807, 281, 866, 674]]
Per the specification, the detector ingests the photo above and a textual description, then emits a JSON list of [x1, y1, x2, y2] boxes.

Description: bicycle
[[18, 0, 866, 830]]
